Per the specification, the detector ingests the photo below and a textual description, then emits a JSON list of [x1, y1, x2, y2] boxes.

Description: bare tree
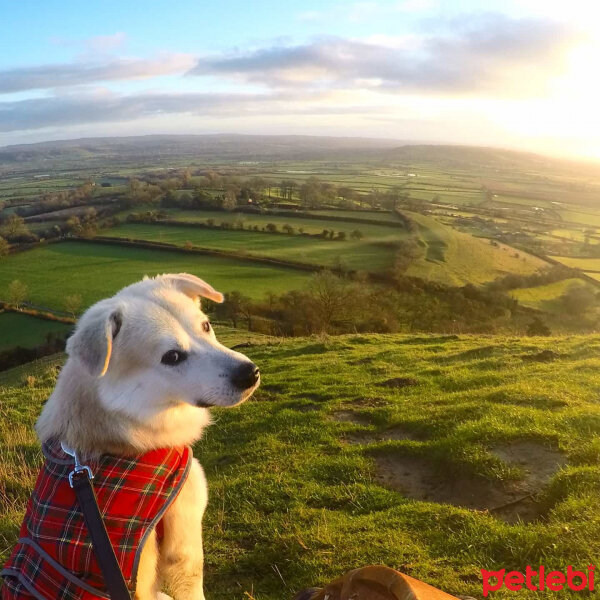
[[63, 294, 83, 317]]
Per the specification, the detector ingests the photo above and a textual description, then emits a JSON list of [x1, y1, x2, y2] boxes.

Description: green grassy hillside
[[406, 213, 548, 286], [0, 242, 313, 311], [105, 223, 399, 272], [0, 313, 72, 351], [1, 331, 600, 599], [509, 278, 597, 313]]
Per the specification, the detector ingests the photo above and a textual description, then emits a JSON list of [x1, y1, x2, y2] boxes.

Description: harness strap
[[71, 470, 132, 600]]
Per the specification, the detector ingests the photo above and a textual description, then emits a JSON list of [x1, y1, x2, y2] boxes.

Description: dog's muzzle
[[231, 362, 260, 390], [195, 361, 260, 408]]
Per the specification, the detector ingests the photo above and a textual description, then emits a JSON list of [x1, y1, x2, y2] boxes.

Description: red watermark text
[[482, 565, 595, 597]]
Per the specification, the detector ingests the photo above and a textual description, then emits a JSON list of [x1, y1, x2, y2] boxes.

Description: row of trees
[[210, 270, 524, 336], [129, 166, 420, 212], [3, 279, 82, 317]]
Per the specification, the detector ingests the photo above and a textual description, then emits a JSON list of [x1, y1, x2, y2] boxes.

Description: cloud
[[0, 89, 373, 132], [0, 53, 195, 94], [189, 14, 579, 96]]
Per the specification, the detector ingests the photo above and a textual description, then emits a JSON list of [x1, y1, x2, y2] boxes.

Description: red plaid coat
[[1, 439, 192, 600]]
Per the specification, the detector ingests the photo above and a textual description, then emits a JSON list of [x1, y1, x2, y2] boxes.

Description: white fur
[[35, 274, 260, 600]]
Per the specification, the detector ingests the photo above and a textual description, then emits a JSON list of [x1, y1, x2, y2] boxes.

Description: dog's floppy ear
[[66, 302, 123, 377], [164, 273, 224, 304]]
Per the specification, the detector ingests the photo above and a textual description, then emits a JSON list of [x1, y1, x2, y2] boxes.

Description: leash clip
[[61, 441, 94, 487]]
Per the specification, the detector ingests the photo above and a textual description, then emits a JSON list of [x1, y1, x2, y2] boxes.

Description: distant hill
[[1, 134, 597, 179], [384, 144, 600, 177], [0, 134, 404, 170]]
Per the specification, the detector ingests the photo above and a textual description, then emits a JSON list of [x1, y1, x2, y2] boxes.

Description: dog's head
[[65, 273, 260, 419]]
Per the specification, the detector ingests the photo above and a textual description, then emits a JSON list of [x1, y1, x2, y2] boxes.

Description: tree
[[279, 179, 297, 200], [338, 187, 356, 204], [282, 224, 294, 234], [179, 192, 193, 208], [393, 239, 424, 278], [299, 176, 322, 208], [350, 230, 363, 240], [561, 284, 596, 314], [8, 279, 28, 307], [336, 231, 347, 241], [214, 291, 252, 328], [308, 271, 357, 332], [222, 187, 238, 211], [526, 317, 551, 336], [161, 190, 179, 208], [265, 223, 278, 233], [63, 294, 83, 317], [0, 214, 27, 239], [0, 236, 9, 257]]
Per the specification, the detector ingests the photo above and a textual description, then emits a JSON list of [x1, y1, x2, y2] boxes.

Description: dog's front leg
[[160, 458, 208, 600]]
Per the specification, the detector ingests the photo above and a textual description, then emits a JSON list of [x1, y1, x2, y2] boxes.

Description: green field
[[509, 278, 596, 313], [0, 312, 72, 351], [0, 242, 313, 311], [106, 223, 399, 272], [406, 213, 548, 285], [2, 332, 600, 599], [554, 256, 600, 272], [145, 209, 405, 236]]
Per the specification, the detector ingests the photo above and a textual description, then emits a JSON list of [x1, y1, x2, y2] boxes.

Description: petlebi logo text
[[482, 565, 595, 597]]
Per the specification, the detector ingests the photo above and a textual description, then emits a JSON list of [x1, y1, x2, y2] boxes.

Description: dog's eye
[[161, 350, 188, 366], [202, 321, 211, 333]]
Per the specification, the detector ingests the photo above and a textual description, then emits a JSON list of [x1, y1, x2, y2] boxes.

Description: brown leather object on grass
[[294, 565, 462, 600]]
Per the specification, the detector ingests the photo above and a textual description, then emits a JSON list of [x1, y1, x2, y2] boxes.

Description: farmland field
[[143, 208, 406, 235], [105, 223, 400, 271], [2, 332, 600, 599], [553, 256, 600, 272], [509, 278, 595, 312], [0, 242, 313, 311], [406, 213, 548, 285], [0, 312, 72, 350]]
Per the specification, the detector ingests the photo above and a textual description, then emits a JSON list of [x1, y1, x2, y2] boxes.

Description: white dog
[[1, 274, 260, 600]]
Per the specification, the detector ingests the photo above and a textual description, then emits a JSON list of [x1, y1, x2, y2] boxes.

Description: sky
[[0, 0, 598, 158]]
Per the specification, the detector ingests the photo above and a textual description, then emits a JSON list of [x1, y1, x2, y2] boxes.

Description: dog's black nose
[[231, 362, 260, 389]]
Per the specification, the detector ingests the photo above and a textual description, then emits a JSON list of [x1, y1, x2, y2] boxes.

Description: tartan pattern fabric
[[1, 439, 192, 600]]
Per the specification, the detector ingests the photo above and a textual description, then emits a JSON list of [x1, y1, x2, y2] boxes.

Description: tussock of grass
[[1, 331, 600, 598]]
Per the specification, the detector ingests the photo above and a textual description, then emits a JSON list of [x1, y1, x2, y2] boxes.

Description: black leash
[[63, 443, 132, 600]]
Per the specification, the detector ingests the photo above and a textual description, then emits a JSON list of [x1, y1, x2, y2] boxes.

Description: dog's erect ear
[[66, 304, 123, 377], [164, 273, 224, 304]]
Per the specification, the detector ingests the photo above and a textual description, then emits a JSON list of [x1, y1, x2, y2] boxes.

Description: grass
[[0, 312, 72, 351], [2, 331, 600, 599], [136, 208, 406, 235], [554, 256, 600, 272], [105, 223, 399, 272], [405, 213, 548, 286], [509, 278, 596, 313], [0, 242, 313, 311]]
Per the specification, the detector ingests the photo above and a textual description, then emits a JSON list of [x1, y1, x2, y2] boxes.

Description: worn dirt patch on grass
[[331, 410, 372, 424], [492, 441, 567, 489], [373, 441, 566, 523]]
